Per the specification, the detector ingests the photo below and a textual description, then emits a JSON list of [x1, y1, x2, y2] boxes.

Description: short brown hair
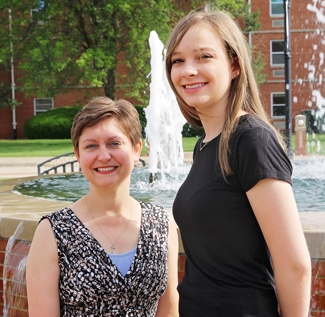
[[71, 97, 142, 151]]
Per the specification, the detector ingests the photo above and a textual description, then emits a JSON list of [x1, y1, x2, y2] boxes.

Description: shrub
[[135, 105, 147, 137], [24, 106, 82, 139], [182, 123, 204, 137], [135, 106, 203, 138]]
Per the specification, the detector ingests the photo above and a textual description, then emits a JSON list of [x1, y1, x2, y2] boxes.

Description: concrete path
[[0, 152, 194, 179], [0, 157, 53, 179]]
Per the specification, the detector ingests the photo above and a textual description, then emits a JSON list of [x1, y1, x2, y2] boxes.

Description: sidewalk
[[0, 157, 53, 179], [0, 153, 194, 179]]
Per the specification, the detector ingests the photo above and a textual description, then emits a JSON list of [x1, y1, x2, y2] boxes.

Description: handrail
[[38, 152, 146, 175], [37, 152, 79, 175], [138, 158, 146, 167]]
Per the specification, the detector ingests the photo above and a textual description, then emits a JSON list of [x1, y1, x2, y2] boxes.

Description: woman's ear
[[134, 139, 143, 162], [74, 147, 80, 163], [232, 56, 241, 77]]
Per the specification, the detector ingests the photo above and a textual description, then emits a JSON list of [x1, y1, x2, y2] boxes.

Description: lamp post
[[9, 8, 17, 139], [284, 0, 292, 156]]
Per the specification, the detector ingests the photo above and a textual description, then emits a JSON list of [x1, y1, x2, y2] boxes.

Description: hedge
[[24, 106, 82, 139], [23, 104, 203, 140]]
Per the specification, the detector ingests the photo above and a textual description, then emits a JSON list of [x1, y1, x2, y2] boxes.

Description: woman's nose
[[182, 63, 198, 78], [97, 146, 111, 161]]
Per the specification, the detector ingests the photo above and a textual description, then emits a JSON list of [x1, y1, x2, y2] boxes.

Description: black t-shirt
[[173, 114, 292, 317]]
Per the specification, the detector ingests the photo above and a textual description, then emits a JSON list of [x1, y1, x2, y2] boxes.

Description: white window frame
[[271, 92, 285, 119], [34, 98, 54, 115], [270, 40, 285, 67], [270, 0, 284, 17]]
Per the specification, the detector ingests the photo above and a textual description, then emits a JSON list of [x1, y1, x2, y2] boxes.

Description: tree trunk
[[104, 68, 116, 99]]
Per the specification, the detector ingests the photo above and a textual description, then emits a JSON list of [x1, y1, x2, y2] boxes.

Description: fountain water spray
[[301, 2, 325, 137], [145, 31, 186, 183], [2, 221, 29, 317]]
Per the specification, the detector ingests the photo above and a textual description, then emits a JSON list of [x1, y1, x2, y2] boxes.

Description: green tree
[[0, 0, 174, 103], [0, 0, 262, 107]]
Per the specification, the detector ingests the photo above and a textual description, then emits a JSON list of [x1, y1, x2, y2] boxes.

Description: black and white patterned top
[[41, 202, 169, 316]]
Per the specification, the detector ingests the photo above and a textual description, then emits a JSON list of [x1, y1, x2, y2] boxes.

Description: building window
[[271, 93, 285, 118], [270, 0, 284, 16], [31, 0, 45, 22], [272, 19, 284, 27], [273, 69, 285, 77], [34, 98, 53, 115], [270, 40, 285, 67]]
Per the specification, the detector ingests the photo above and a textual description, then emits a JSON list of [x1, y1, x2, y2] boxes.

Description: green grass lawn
[[0, 139, 75, 157], [0, 137, 200, 157], [0, 134, 324, 157]]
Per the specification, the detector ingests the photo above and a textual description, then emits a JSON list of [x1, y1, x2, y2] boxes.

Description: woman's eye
[[85, 144, 96, 149], [172, 58, 183, 65], [110, 142, 121, 147], [200, 54, 212, 60]]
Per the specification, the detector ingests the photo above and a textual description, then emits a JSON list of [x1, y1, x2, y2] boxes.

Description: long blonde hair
[[165, 10, 284, 178]]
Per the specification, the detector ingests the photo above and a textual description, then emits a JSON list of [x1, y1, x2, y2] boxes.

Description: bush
[[134, 106, 204, 138], [182, 123, 204, 137], [135, 105, 147, 137], [24, 106, 82, 139]]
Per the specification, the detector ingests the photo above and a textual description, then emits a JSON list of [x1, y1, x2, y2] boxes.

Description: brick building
[[0, 0, 324, 139], [251, 0, 325, 133]]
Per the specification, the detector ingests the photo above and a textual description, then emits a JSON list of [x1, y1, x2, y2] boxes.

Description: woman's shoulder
[[140, 201, 166, 212], [232, 114, 278, 142], [236, 114, 272, 132], [140, 202, 169, 223], [230, 114, 289, 161], [40, 207, 73, 224]]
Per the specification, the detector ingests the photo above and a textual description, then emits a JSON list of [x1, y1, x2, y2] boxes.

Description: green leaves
[[0, 0, 264, 107]]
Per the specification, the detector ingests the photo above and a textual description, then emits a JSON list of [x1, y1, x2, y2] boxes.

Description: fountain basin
[[11, 156, 325, 212], [0, 167, 324, 316]]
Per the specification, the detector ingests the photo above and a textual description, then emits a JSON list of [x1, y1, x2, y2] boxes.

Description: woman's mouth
[[95, 167, 116, 172], [183, 83, 206, 90]]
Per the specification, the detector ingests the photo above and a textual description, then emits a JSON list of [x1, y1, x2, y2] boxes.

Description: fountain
[[145, 30, 186, 183], [2, 221, 29, 317]]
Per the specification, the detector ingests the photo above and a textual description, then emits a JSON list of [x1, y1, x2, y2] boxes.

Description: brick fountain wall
[[0, 238, 324, 316]]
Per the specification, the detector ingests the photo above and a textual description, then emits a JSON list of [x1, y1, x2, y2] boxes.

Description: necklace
[[199, 140, 210, 151], [86, 195, 133, 254], [200, 129, 223, 151]]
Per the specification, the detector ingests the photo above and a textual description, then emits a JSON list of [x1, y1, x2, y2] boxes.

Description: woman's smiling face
[[170, 23, 234, 116], [75, 117, 141, 189]]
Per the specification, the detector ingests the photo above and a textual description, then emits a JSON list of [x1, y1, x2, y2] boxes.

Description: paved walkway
[[0, 153, 194, 179], [0, 157, 53, 179]]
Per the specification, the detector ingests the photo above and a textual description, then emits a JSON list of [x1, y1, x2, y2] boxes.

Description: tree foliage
[[0, 0, 263, 108], [0, 0, 174, 102]]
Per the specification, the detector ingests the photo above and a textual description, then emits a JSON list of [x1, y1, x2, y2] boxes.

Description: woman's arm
[[26, 219, 61, 317], [247, 178, 311, 317], [156, 212, 179, 317]]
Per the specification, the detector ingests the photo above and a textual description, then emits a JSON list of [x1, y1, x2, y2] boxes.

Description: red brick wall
[[0, 88, 104, 139], [0, 52, 138, 139], [0, 238, 323, 315], [251, 0, 325, 129], [311, 259, 325, 316], [0, 238, 29, 317]]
